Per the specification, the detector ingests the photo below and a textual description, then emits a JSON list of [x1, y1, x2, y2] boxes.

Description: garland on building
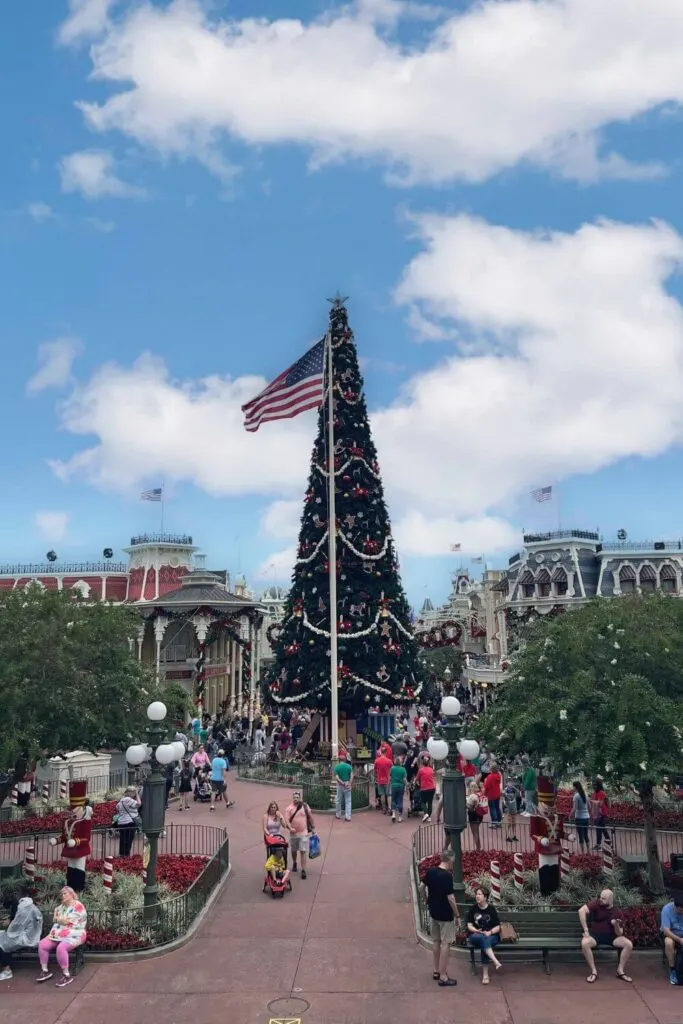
[[264, 300, 423, 714]]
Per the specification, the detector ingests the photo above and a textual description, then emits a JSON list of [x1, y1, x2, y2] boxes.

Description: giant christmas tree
[[266, 298, 423, 715]]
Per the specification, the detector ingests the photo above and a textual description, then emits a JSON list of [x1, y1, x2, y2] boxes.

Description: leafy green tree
[[481, 596, 683, 892], [0, 587, 160, 798]]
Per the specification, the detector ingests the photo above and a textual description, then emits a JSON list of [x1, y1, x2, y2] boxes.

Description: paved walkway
[[3, 777, 681, 1024]]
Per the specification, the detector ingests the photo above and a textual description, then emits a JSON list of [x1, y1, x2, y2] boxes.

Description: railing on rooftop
[[129, 533, 193, 546], [508, 552, 521, 565], [600, 540, 683, 553], [523, 529, 600, 544], [0, 562, 128, 576]]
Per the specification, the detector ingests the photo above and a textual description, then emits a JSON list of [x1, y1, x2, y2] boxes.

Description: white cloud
[[87, 216, 116, 232], [44, 216, 683, 562], [68, 0, 683, 184], [256, 547, 296, 583], [59, 150, 142, 200], [35, 511, 70, 543], [58, 0, 119, 46], [27, 202, 54, 223], [27, 338, 83, 395]]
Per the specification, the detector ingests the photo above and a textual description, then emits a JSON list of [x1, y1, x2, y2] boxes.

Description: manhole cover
[[267, 996, 310, 1017]]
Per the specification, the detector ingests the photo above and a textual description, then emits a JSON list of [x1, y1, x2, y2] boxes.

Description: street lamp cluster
[[125, 701, 182, 921], [426, 695, 480, 898]]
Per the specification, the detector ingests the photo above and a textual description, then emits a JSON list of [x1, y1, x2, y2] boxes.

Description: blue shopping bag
[[308, 832, 321, 859]]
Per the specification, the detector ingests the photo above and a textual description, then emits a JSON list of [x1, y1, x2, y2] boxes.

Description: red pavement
[[2, 777, 681, 1024]]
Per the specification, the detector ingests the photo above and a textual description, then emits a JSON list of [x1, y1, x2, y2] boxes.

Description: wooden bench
[[465, 910, 620, 975], [10, 943, 85, 975]]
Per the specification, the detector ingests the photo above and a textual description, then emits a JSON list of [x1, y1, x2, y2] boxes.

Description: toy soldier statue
[[530, 775, 565, 896], [49, 781, 93, 892]]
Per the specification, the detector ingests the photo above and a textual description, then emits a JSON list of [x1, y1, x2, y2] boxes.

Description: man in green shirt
[[389, 760, 408, 823], [334, 757, 353, 821], [521, 756, 537, 816]]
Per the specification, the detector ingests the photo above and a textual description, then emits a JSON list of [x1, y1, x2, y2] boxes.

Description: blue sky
[[3, 0, 683, 607]]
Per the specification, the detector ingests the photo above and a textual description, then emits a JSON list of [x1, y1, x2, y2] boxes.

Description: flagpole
[[160, 479, 166, 535], [326, 329, 339, 761]]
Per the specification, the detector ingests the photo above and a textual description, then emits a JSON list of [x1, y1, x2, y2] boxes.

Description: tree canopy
[[0, 587, 173, 771], [480, 595, 683, 890]]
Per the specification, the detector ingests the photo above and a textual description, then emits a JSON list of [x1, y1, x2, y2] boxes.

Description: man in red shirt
[[483, 763, 502, 828], [373, 748, 393, 814], [579, 888, 633, 983]]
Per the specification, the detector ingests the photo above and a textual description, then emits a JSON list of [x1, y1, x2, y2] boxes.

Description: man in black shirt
[[419, 849, 460, 987]]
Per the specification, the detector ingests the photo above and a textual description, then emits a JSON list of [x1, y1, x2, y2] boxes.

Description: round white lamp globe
[[441, 695, 461, 717], [125, 743, 147, 766], [458, 739, 480, 762], [426, 737, 449, 762], [171, 741, 186, 761], [147, 701, 167, 722], [155, 743, 176, 765]]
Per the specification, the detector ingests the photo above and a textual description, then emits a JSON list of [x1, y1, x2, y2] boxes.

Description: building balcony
[[129, 533, 194, 547], [0, 562, 128, 575], [523, 529, 599, 544]]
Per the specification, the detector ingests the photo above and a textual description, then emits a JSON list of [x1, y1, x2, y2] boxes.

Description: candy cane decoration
[[490, 859, 501, 902], [513, 853, 524, 891], [10, 786, 18, 806], [103, 856, 113, 895], [59, 779, 68, 802], [560, 844, 570, 883], [23, 843, 36, 881], [602, 836, 614, 874], [42, 781, 50, 802]]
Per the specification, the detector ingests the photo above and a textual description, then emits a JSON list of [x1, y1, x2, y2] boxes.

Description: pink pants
[[38, 938, 74, 972]]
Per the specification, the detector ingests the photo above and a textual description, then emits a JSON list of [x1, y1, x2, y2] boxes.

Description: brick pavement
[[1, 777, 681, 1024]]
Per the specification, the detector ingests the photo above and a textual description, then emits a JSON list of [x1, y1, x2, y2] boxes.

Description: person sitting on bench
[[661, 893, 683, 986], [579, 888, 633, 984], [0, 885, 43, 982]]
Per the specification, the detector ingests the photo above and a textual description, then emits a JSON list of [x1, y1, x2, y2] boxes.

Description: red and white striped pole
[[24, 843, 36, 882], [602, 836, 614, 874], [59, 779, 68, 802], [560, 844, 570, 884], [10, 785, 18, 806], [513, 853, 524, 891], [42, 781, 50, 802], [103, 856, 113, 895], [490, 859, 501, 902]]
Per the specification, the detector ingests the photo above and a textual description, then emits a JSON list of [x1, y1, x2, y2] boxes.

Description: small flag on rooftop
[[141, 487, 163, 502], [471, 556, 483, 564], [531, 485, 552, 503], [450, 543, 462, 552], [242, 338, 326, 432]]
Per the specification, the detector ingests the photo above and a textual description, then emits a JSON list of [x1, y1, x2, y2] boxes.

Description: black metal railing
[[0, 563, 128, 575], [129, 534, 193, 546], [0, 824, 229, 952], [600, 540, 683, 552], [523, 530, 599, 544]]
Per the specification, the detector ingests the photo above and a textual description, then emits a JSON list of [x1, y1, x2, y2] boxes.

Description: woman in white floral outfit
[[37, 887, 87, 987]]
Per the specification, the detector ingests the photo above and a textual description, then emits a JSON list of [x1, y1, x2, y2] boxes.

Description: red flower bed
[[417, 850, 602, 883], [46, 854, 208, 894], [556, 789, 683, 830], [84, 927, 152, 951], [621, 906, 660, 948], [0, 802, 117, 837]]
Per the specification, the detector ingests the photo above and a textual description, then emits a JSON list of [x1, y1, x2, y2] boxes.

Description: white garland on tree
[[313, 456, 381, 481]]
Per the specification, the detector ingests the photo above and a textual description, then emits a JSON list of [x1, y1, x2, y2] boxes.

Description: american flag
[[141, 487, 163, 502], [531, 485, 552, 503], [242, 338, 326, 432], [450, 543, 462, 552]]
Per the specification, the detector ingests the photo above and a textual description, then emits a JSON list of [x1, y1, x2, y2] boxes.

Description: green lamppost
[[125, 701, 184, 923], [427, 695, 479, 900]]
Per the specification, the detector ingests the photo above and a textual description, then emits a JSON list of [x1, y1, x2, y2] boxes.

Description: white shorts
[[289, 834, 309, 854]]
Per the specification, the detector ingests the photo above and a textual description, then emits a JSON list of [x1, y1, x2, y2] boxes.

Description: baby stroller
[[407, 777, 423, 818], [263, 834, 292, 899], [193, 767, 212, 803]]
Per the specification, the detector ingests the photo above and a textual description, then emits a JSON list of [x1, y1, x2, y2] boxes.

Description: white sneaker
[[0, 968, 13, 981], [422, 813, 429, 823], [398, 816, 403, 823], [391, 811, 396, 821]]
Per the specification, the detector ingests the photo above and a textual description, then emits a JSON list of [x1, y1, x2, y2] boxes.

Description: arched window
[[537, 569, 551, 598], [660, 563, 677, 594], [552, 567, 568, 597], [519, 570, 535, 599], [619, 564, 636, 595], [639, 564, 657, 594]]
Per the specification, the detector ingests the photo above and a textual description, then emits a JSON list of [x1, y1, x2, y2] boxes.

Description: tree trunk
[[639, 780, 665, 894]]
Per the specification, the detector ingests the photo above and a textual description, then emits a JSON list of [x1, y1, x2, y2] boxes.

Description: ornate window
[[519, 570, 535, 599], [660, 563, 677, 594], [537, 569, 551, 598], [639, 564, 657, 594], [552, 567, 568, 596], [619, 565, 637, 595]]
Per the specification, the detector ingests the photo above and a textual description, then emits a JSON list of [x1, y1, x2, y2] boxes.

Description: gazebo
[[135, 569, 266, 723]]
